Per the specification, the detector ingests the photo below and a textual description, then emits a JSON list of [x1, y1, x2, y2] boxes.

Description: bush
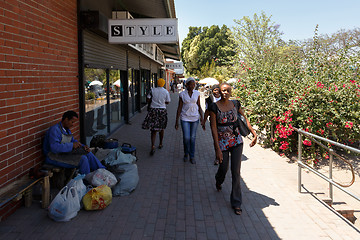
[[85, 92, 96, 100], [233, 32, 359, 164]]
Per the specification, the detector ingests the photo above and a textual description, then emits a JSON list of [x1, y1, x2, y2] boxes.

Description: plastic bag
[[82, 185, 112, 210], [66, 174, 87, 203], [48, 186, 80, 222], [85, 168, 117, 187], [112, 164, 139, 196]]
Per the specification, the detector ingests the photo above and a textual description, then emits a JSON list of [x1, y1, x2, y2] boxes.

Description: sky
[[174, 0, 360, 46]]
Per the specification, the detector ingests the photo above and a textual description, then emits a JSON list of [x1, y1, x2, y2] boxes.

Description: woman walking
[[142, 78, 171, 155], [209, 83, 257, 215], [201, 84, 221, 165], [175, 77, 203, 164]]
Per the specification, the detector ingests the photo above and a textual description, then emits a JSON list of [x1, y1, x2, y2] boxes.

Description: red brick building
[[0, 0, 179, 220]]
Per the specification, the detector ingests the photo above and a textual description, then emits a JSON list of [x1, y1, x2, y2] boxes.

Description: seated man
[[43, 110, 105, 174]]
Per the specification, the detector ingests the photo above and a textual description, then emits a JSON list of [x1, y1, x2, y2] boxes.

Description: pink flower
[[279, 141, 289, 150], [316, 129, 324, 135], [316, 82, 324, 88], [345, 121, 353, 129], [326, 122, 333, 128], [303, 140, 312, 146]]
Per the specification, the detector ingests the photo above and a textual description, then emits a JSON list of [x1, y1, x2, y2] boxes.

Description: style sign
[[165, 62, 183, 69], [109, 18, 178, 44]]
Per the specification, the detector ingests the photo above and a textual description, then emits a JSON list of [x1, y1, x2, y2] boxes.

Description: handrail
[[294, 127, 360, 203]]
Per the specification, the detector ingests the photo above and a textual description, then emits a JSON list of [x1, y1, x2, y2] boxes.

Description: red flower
[[326, 122, 333, 128], [316, 129, 324, 135], [303, 140, 312, 146], [279, 141, 289, 150], [345, 121, 353, 129]]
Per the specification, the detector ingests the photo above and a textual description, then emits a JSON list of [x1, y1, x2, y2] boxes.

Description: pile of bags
[[48, 146, 139, 222], [48, 169, 116, 222]]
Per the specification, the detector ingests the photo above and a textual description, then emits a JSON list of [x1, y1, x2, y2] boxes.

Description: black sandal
[[158, 144, 163, 149], [150, 147, 155, 156], [216, 183, 222, 191], [233, 207, 242, 215]]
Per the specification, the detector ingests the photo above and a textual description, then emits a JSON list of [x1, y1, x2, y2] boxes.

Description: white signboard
[[109, 18, 178, 44], [165, 62, 183, 69]]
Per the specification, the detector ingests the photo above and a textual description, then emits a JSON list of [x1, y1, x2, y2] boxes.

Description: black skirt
[[142, 108, 168, 131]]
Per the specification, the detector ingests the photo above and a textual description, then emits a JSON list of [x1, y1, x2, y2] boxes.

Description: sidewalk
[[0, 92, 359, 239]]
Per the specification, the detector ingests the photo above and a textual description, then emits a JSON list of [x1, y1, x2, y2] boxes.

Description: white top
[[179, 90, 200, 122], [205, 96, 221, 109], [148, 87, 171, 109]]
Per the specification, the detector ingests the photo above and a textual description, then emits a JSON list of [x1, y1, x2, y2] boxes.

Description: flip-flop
[[158, 144, 163, 149], [216, 183, 222, 191]]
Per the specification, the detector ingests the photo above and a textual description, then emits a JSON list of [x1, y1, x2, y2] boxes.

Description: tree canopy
[[181, 25, 236, 78]]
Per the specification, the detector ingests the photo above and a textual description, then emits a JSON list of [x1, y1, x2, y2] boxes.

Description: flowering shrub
[[233, 31, 359, 163]]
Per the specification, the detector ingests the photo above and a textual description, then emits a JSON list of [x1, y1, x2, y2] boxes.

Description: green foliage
[[232, 19, 360, 163], [85, 92, 95, 100], [181, 25, 236, 77]]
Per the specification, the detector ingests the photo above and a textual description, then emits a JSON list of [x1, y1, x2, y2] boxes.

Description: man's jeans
[[180, 120, 199, 159]]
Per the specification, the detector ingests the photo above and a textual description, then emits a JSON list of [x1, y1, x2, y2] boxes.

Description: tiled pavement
[[1, 92, 360, 239]]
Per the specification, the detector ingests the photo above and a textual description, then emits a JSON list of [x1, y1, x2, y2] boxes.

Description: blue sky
[[175, 0, 359, 45]]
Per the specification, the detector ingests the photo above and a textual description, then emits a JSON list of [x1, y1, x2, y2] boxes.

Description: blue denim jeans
[[180, 120, 199, 159]]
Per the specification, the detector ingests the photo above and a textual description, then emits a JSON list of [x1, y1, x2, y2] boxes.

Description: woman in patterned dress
[[209, 83, 257, 215], [142, 78, 171, 155]]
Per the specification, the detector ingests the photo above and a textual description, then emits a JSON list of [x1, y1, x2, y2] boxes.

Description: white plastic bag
[[66, 174, 87, 203], [48, 186, 81, 222], [85, 168, 117, 188]]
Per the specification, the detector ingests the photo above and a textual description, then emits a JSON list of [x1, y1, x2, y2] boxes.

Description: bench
[[41, 164, 77, 189], [0, 174, 51, 209]]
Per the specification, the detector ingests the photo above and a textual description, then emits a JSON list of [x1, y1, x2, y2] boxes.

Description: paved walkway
[[1, 92, 360, 239]]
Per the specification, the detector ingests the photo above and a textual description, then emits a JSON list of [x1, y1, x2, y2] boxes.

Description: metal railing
[[295, 127, 360, 203]]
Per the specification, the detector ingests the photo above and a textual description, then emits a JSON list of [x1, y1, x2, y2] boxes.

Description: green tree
[[181, 25, 236, 76]]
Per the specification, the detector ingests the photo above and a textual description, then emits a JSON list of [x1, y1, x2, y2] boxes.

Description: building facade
[[0, 0, 179, 219]]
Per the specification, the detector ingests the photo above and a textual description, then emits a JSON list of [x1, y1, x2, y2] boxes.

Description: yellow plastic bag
[[82, 185, 112, 210]]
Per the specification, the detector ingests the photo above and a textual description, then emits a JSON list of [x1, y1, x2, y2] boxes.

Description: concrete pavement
[[0, 92, 359, 239]]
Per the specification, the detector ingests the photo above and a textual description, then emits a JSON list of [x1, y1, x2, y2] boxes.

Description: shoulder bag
[[232, 100, 250, 137]]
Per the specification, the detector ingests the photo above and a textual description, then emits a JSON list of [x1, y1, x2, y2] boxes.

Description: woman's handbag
[[232, 100, 250, 137], [237, 113, 250, 136]]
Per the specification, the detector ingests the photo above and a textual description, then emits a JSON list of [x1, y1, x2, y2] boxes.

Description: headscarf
[[157, 78, 165, 87], [185, 77, 195, 85]]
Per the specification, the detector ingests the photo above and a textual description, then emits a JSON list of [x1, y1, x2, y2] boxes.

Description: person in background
[[201, 84, 221, 165], [176, 82, 183, 92], [209, 83, 257, 215], [43, 111, 105, 175], [142, 78, 171, 155], [175, 77, 203, 164]]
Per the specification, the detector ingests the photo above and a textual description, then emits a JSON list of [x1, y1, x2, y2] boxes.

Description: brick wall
[[0, 0, 79, 192]]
